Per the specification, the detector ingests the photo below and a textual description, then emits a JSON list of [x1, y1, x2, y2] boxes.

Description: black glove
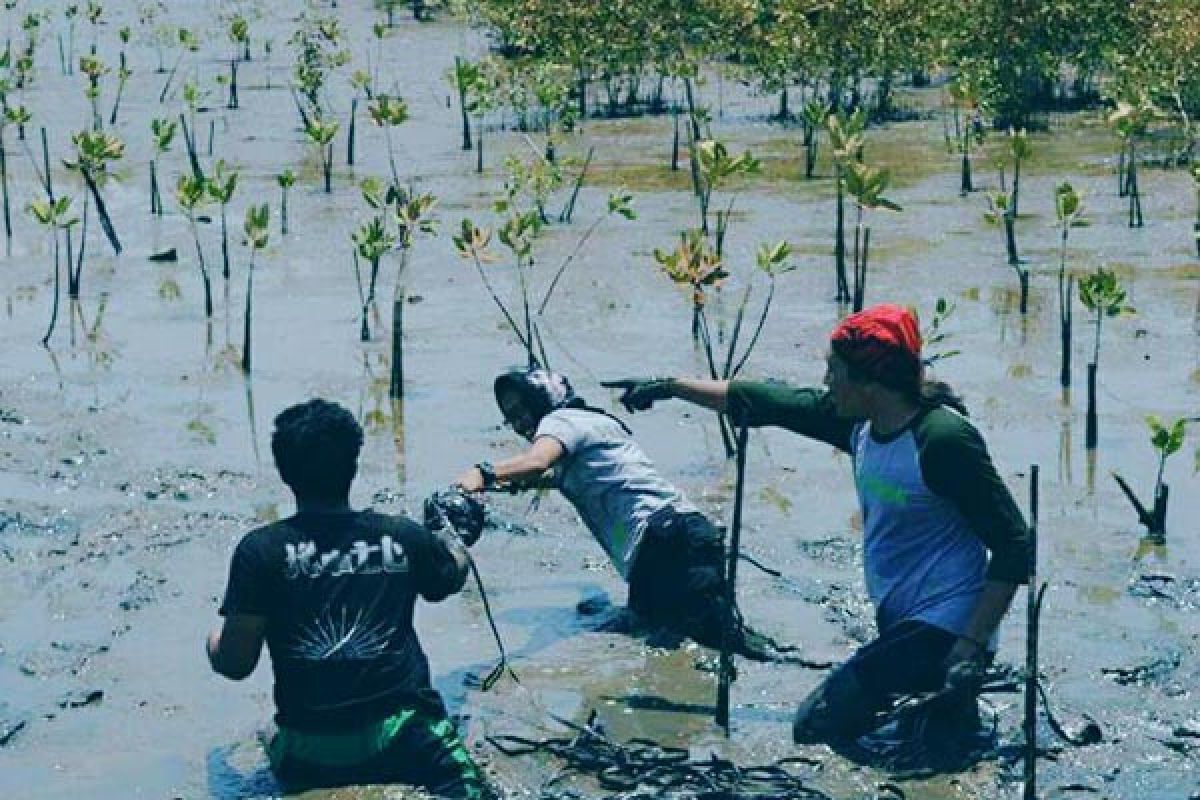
[[424, 486, 486, 546], [600, 377, 674, 413]]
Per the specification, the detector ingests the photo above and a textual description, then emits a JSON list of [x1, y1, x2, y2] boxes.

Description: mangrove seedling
[[1113, 417, 1186, 539], [367, 94, 408, 187], [1078, 267, 1131, 450], [176, 173, 214, 318], [454, 214, 545, 367], [79, 54, 108, 131], [159, 27, 199, 104], [947, 75, 985, 196], [277, 170, 295, 235], [352, 215, 397, 342], [0, 106, 31, 252], [304, 116, 339, 193], [985, 192, 1028, 312], [450, 56, 477, 151], [385, 184, 438, 398], [462, 58, 499, 173], [502, 151, 563, 226], [694, 139, 759, 255], [149, 117, 177, 215], [922, 297, 961, 366], [843, 161, 902, 312], [1007, 128, 1031, 216], [28, 196, 77, 346], [1109, 97, 1154, 228], [227, 16, 249, 109], [1190, 163, 1200, 258], [241, 203, 268, 373], [108, 27, 131, 125], [801, 100, 829, 180], [1054, 182, 1084, 391], [827, 109, 866, 304], [206, 160, 239, 282], [64, 130, 124, 280]]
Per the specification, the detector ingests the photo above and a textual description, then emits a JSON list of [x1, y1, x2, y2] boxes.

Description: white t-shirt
[[535, 409, 696, 579]]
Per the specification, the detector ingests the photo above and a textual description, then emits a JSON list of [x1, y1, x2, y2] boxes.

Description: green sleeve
[[917, 411, 1031, 584], [726, 380, 858, 453]]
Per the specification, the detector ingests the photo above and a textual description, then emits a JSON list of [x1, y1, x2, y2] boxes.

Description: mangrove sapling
[[28, 196, 77, 346], [63, 4, 78, 75], [693, 139, 759, 256], [227, 15, 248, 108], [843, 161, 902, 312], [1008, 128, 1031, 216], [352, 215, 397, 342], [826, 109, 866, 304], [304, 116, 339, 193], [240, 203, 268, 373], [386, 186, 438, 398], [539, 189, 635, 314], [159, 28, 199, 104], [65, 130, 123, 262], [277, 170, 294, 235], [947, 76, 985, 196], [176, 173, 214, 319], [367, 94, 408, 187], [149, 117, 176, 215], [1113, 417, 1186, 539], [453, 213, 545, 367], [107, 27, 131, 125], [206, 160, 238, 282], [367, 23, 388, 94], [461, 59, 499, 173], [0, 106, 29, 252], [1109, 98, 1154, 229], [451, 56, 476, 151], [503, 150, 563, 226], [985, 192, 1029, 312], [79, 54, 108, 130], [800, 100, 828, 179], [1077, 267, 1132, 450], [1054, 182, 1084, 391]]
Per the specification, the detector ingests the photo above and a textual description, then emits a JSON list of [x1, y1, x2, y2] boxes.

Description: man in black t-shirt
[[207, 399, 491, 798]]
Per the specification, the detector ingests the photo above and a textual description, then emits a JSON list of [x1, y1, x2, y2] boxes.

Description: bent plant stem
[[558, 146, 595, 223], [467, 249, 529, 354], [731, 279, 775, 377], [81, 168, 120, 254], [538, 214, 606, 314]]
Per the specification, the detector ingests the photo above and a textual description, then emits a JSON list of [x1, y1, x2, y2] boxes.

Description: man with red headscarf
[[605, 304, 1030, 744]]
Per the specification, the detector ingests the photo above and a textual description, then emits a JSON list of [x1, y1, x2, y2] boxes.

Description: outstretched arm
[[602, 377, 730, 413], [456, 435, 565, 492]]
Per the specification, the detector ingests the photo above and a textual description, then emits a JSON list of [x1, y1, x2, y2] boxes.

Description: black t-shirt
[[219, 509, 467, 732]]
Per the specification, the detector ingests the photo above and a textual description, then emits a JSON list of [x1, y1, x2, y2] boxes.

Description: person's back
[[208, 399, 491, 798], [222, 509, 465, 731]]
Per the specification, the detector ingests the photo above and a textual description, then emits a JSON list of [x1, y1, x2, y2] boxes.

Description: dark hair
[[271, 398, 363, 501], [832, 339, 968, 416]]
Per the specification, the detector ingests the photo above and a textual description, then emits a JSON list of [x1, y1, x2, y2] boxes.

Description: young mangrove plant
[[947, 76, 985, 196], [149, 117, 176, 215], [159, 27, 199, 104], [694, 139, 759, 256], [1192, 163, 1200, 258], [1077, 267, 1131, 450], [108, 27, 131, 126], [827, 109, 866, 304], [206, 160, 239, 281], [241, 203, 268, 373], [277, 170, 295, 235], [178, 78, 206, 181], [176, 173, 214, 319], [450, 56, 477, 151], [1007, 128, 1031, 216], [367, 94, 408, 187], [1054, 182, 1084, 391], [1114, 417, 1186, 539], [922, 297, 961, 365], [985, 192, 1029, 312], [227, 15, 249, 109], [1109, 97, 1154, 228], [290, 13, 350, 121], [65, 130, 124, 286], [800, 100, 829, 180], [459, 58, 499, 173], [454, 212, 545, 367], [79, 54, 108, 131], [0, 106, 29, 252], [352, 215, 397, 342], [304, 116, 339, 193], [843, 160, 902, 312], [28, 196, 77, 346], [654, 233, 795, 456], [502, 150, 563, 227]]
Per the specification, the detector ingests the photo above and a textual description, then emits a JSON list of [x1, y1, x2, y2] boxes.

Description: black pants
[[793, 619, 963, 744], [627, 508, 727, 646]]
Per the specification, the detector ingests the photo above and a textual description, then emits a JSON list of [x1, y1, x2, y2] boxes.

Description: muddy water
[[1, 4, 1198, 799]]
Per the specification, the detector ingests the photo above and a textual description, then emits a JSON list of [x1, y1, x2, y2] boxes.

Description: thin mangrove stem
[[41, 234, 61, 346], [469, 251, 529, 352], [537, 214, 605, 314], [731, 279, 775, 377]]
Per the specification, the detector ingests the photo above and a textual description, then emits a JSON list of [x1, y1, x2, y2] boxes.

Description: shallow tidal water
[[0, 4, 1198, 799]]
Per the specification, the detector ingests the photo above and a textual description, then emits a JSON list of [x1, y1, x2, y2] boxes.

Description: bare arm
[[207, 614, 267, 681], [456, 435, 566, 491]]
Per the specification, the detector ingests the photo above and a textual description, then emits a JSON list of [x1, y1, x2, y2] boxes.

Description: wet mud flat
[[1, 3, 1199, 799]]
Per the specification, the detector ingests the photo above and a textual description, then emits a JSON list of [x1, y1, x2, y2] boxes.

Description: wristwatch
[[474, 461, 497, 490]]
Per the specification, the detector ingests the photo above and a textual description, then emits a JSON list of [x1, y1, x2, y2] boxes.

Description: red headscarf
[[829, 304, 922, 387]]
